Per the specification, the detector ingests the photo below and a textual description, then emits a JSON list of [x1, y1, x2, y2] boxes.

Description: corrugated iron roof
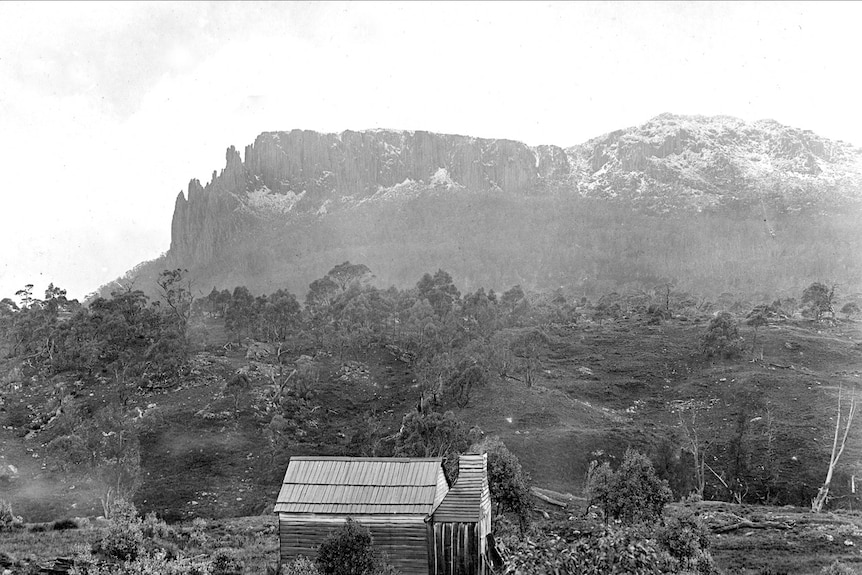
[[432, 454, 490, 522], [274, 457, 445, 515]]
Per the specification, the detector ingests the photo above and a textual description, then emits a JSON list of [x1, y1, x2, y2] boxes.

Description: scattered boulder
[[577, 366, 598, 380], [336, 361, 373, 385]]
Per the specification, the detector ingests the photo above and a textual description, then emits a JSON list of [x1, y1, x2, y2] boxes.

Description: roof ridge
[[289, 456, 444, 462], [282, 482, 438, 486]]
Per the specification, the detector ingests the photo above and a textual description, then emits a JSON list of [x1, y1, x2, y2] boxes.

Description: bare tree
[[811, 386, 857, 513], [679, 410, 706, 497], [704, 462, 748, 504]]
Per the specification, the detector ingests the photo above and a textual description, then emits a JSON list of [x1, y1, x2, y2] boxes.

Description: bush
[[72, 548, 211, 575], [141, 511, 174, 540], [502, 526, 667, 575], [700, 312, 743, 358], [71, 503, 213, 575], [93, 498, 144, 561], [316, 518, 395, 575], [211, 548, 244, 575], [188, 517, 208, 546], [585, 449, 672, 525], [317, 519, 376, 575], [657, 510, 717, 573], [0, 499, 23, 532], [52, 518, 80, 531], [820, 561, 859, 575], [282, 556, 321, 575]]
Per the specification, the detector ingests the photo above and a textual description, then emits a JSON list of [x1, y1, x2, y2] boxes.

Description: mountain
[[569, 113, 862, 212], [122, 114, 862, 300]]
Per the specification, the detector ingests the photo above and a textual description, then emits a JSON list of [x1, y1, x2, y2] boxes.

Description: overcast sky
[[1, 1, 860, 300]]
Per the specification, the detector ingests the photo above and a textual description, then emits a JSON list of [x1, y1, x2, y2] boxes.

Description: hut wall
[[428, 521, 484, 575], [279, 514, 429, 575]]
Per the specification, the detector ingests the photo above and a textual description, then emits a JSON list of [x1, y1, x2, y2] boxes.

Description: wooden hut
[[274, 456, 449, 575], [428, 454, 492, 575]]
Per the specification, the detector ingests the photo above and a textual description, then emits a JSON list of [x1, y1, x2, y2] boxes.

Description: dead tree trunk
[[811, 387, 857, 513], [680, 410, 706, 497]]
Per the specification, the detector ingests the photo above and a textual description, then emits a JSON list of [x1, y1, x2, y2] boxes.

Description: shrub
[[282, 556, 321, 575], [52, 518, 80, 531], [118, 549, 211, 575], [316, 518, 394, 575], [700, 312, 743, 358], [585, 449, 672, 525], [820, 561, 859, 575], [316, 518, 375, 575], [93, 498, 144, 561], [211, 548, 244, 575], [657, 510, 716, 573], [141, 511, 174, 540], [0, 499, 23, 532], [72, 508, 211, 575], [502, 526, 666, 575], [188, 517, 208, 546]]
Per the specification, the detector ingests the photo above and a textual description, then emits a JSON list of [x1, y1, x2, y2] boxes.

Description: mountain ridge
[[121, 114, 862, 300]]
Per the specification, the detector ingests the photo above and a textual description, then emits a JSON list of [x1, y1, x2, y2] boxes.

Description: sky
[[1, 1, 861, 301]]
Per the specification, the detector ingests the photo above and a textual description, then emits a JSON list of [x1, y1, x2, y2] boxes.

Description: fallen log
[[531, 487, 568, 508], [38, 556, 75, 574], [712, 520, 792, 534]]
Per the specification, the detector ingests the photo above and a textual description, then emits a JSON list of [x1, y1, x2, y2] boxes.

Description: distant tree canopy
[[802, 282, 835, 321], [416, 269, 461, 317], [0, 279, 190, 392]]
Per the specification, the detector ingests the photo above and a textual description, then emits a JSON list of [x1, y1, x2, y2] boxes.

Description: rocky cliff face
[[243, 130, 564, 197], [170, 146, 250, 263], [160, 116, 862, 298], [170, 130, 570, 264]]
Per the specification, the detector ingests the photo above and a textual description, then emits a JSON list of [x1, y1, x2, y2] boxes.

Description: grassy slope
[[1, 315, 861, 573], [463, 317, 862, 501]]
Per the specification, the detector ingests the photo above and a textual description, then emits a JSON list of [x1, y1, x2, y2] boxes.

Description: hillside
[[2, 303, 862, 574], [100, 114, 862, 301], [2, 309, 860, 520], [3, 257, 862, 574]]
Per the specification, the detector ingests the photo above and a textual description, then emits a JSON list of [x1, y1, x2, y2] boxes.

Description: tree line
[[1, 262, 859, 517]]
